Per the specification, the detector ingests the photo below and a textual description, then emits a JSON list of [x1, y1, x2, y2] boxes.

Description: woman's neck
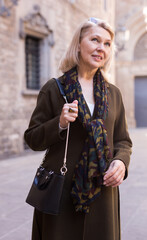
[[77, 66, 96, 104], [77, 65, 98, 82]]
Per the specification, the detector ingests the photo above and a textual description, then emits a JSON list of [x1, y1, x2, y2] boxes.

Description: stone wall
[[0, 0, 115, 158], [115, 0, 147, 127]]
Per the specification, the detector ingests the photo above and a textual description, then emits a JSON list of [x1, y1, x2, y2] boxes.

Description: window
[[25, 35, 41, 90], [20, 7, 55, 93]]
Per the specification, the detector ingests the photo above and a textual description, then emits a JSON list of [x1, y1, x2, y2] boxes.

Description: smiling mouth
[[92, 55, 103, 60]]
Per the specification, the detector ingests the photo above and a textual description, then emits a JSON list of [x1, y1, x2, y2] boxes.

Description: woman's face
[[78, 26, 112, 71]]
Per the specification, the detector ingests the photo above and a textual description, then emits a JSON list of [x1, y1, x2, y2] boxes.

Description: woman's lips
[[92, 55, 103, 61]]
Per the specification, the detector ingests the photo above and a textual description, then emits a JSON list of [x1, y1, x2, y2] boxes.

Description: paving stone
[[0, 129, 147, 239], [120, 128, 147, 240]]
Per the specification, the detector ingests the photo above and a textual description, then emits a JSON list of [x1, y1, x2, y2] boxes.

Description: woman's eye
[[92, 38, 99, 42], [105, 42, 111, 47]]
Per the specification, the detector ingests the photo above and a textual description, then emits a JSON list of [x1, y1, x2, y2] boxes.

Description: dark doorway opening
[[135, 76, 147, 127]]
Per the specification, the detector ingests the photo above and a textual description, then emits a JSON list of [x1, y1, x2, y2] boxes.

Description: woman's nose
[[97, 43, 105, 51]]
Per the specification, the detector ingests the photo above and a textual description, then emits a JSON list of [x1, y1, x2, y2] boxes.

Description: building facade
[[0, 0, 115, 158], [115, 0, 147, 127]]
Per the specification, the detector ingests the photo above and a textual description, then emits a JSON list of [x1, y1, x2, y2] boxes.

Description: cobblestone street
[[0, 128, 147, 240]]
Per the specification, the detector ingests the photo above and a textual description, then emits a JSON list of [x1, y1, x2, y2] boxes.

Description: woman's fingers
[[103, 160, 125, 187], [60, 101, 78, 128], [68, 100, 78, 113]]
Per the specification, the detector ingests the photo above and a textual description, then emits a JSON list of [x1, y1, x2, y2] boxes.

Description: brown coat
[[24, 77, 132, 240]]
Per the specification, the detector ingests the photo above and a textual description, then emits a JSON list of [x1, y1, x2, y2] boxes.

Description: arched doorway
[[134, 33, 147, 127], [135, 76, 147, 127]]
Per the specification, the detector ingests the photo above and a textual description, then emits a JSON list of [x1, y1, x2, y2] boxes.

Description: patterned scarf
[[63, 67, 111, 213]]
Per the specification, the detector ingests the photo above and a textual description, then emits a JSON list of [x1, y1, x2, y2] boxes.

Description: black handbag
[[26, 79, 69, 215]]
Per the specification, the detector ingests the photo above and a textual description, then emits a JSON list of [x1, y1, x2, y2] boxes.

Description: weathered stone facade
[[115, 0, 147, 127], [0, 0, 115, 158], [2, 0, 147, 158]]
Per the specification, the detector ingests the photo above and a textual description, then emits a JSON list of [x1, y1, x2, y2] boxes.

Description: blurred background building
[[0, 0, 147, 159], [115, 0, 147, 128]]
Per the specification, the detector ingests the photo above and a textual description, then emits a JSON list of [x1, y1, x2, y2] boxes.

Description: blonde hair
[[59, 18, 115, 79]]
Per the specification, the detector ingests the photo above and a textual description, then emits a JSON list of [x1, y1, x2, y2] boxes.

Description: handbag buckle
[[60, 164, 67, 176]]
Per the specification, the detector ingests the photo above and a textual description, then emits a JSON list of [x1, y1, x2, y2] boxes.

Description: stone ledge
[[22, 90, 39, 96]]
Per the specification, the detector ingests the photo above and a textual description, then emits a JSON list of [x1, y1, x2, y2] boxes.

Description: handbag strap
[[55, 78, 67, 102], [55, 78, 70, 176], [41, 79, 70, 176]]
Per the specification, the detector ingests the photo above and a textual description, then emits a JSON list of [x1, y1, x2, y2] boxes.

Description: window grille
[[25, 36, 40, 90]]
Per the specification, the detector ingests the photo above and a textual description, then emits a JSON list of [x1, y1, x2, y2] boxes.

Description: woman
[[24, 17, 132, 240]]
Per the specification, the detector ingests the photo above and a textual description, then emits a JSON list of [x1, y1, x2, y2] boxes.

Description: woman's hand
[[59, 100, 78, 128], [103, 160, 126, 187]]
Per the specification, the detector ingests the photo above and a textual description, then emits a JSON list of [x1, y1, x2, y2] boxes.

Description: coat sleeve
[[112, 88, 132, 179], [24, 83, 66, 151]]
